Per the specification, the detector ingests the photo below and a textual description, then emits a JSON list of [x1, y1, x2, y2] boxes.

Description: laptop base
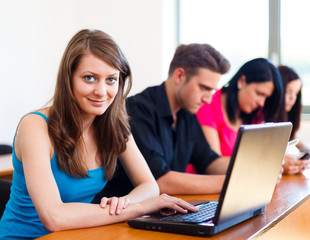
[[128, 206, 264, 237]]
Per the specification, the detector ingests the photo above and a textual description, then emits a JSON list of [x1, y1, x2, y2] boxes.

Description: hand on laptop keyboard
[[159, 201, 218, 223], [160, 208, 178, 216]]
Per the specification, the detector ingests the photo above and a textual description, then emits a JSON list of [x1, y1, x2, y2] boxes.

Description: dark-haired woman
[[196, 58, 285, 158], [277, 65, 310, 175]]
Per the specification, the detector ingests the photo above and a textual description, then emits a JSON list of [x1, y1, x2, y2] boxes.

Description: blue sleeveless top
[[0, 112, 107, 239]]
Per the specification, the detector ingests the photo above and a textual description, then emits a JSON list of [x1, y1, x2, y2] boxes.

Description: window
[[178, 0, 269, 86], [281, 0, 310, 109], [178, 0, 309, 112]]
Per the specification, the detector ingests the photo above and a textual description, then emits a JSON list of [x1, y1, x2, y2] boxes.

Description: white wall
[[0, 0, 177, 144]]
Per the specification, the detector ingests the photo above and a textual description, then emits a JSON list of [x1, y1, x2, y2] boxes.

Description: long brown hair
[[48, 29, 132, 180]]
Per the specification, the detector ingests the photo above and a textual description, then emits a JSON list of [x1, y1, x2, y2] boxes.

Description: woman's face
[[237, 76, 274, 114], [72, 52, 120, 119], [285, 79, 302, 112]]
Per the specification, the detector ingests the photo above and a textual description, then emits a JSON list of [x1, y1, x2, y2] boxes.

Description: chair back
[[0, 179, 12, 219]]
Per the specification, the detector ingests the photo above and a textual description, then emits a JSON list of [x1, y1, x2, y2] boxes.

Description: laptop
[[127, 122, 292, 237]]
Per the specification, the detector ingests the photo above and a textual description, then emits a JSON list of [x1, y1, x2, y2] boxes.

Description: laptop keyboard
[[160, 201, 218, 223]]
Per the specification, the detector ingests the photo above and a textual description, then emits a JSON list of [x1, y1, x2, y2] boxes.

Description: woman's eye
[[84, 75, 96, 82], [107, 77, 118, 84]]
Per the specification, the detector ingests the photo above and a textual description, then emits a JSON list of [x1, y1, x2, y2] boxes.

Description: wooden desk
[[38, 174, 310, 240], [252, 197, 310, 239], [0, 154, 13, 180]]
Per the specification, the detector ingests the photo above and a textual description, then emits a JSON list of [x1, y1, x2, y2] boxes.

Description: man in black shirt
[[93, 43, 230, 201]]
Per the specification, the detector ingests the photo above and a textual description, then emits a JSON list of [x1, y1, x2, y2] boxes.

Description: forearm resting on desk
[[157, 171, 225, 195]]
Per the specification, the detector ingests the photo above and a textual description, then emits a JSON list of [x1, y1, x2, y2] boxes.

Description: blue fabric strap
[[31, 111, 48, 123]]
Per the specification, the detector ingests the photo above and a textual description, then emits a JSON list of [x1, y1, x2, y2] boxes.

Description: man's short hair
[[168, 43, 230, 79]]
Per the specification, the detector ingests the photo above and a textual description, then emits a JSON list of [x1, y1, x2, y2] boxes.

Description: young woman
[[277, 65, 310, 175], [196, 58, 285, 157], [0, 29, 196, 239]]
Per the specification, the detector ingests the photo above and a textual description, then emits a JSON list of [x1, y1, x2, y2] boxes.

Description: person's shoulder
[[127, 85, 159, 112], [207, 89, 221, 106], [208, 89, 223, 114], [18, 110, 49, 133], [15, 111, 51, 153], [214, 88, 222, 98], [127, 86, 158, 103]]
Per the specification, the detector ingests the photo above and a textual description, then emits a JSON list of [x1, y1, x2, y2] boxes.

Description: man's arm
[[157, 170, 225, 195], [157, 156, 229, 195], [205, 156, 230, 175]]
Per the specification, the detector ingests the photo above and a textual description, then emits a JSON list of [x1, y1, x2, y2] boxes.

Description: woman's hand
[[139, 193, 198, 216], [100, 196, 131, 215], [100, 194, 197, 217], [283, 154, 310, 175]]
